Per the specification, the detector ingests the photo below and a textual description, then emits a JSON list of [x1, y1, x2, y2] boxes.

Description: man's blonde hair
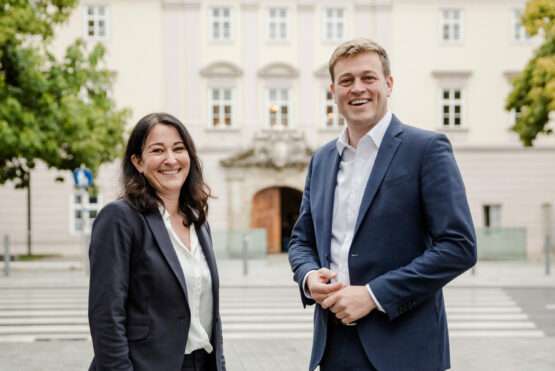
[[328, 38, 391, 82]]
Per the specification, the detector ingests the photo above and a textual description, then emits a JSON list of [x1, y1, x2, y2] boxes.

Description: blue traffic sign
[[73, 167, 94, 189]]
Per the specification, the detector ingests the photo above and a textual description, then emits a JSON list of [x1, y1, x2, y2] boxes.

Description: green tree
[[506, 0, 555, 146], [0, 0, 130, 253]]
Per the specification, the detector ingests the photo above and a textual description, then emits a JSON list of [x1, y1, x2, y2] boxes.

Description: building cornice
[[431, 70, 473, 79]]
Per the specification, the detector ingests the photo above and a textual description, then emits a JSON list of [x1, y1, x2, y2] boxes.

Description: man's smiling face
[[331, 51, 393, 132]]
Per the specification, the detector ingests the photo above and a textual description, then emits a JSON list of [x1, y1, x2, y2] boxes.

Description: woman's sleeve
[[88, 202, 134, 370]]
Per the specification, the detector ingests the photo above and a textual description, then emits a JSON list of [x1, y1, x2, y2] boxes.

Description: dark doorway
[[280, 187, 302, 252], [251, 186, 302, 253]]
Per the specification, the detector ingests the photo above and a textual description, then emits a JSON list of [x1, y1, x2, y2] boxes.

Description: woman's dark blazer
[[88, 199, 225, 371]]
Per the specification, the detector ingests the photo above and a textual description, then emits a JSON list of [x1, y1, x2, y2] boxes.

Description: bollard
[[242, 235, 249, 276], [543, 204, 552, 275], [4, 235, 10, 276], [546, 234, 551, 275]]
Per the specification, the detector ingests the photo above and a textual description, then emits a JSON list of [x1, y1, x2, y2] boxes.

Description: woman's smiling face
[[131, 123, 190, 200]]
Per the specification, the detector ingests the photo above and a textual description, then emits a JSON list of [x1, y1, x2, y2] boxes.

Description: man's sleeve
[[288, 156, 322, 307], [369, 134, 477, 321]]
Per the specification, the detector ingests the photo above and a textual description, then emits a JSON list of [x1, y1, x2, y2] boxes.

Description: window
[[267, 8, 289, 42], [209, 88, 234, 128], [439, 9, 463, 43], [84, 5, 109, 40], [483, 205, 502, 228], [70, 192, 102, 234], [440, 88, 464, 128], [209, 7, 233, 42], [511, 9, 531, 42], [323, 88, 344, 128], [323, 8, 346, 42], [266, 88, 291, 129]]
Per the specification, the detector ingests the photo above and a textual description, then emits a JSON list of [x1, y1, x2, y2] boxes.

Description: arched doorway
[[251, 186, 303, 253]]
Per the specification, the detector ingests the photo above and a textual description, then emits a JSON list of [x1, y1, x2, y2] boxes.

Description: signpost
[[74, 166, 93, 274]]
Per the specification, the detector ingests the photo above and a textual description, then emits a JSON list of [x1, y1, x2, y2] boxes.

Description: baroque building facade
[[0, 0, 553, 259]]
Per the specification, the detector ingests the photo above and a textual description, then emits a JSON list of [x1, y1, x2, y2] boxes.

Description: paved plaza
[[1, 255, 555, 370]]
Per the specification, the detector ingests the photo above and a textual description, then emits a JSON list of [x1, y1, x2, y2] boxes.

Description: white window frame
[[83, 5, 109, 41], [322, 8, 346, 42], [483, 204, 502, 228], [510, 9, 531, 43], [438, 87, 465, 129], [266, 7, 289, 43], [322, 88, 345, 129], [209, 7, 233, 42], [70, 191, 102, 235], [208, 87, 235, 129], [265, 88, 291, 129], [439, 9, 463, 44]]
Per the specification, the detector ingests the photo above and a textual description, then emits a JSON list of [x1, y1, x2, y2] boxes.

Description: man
[[288, 38, 476, 371]]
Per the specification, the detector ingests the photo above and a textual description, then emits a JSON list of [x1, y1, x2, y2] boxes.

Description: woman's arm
[[88, 201, 135, 370]]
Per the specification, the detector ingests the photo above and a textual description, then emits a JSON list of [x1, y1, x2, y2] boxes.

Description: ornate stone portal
[[220, 129, 313, 170], [220, 130, 313, 252]]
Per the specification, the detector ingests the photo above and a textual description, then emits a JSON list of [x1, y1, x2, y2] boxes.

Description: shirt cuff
[[302, 270, 317, 299], [366, 284, 385, 313]]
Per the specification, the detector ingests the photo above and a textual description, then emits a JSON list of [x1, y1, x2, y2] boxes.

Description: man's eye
[[363, 76, 376, 81], [340, 78, 352, 84]]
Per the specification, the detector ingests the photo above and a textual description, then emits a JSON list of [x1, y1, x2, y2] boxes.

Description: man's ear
[[386, 75, 394, 97], [130, 155, 143, 174], [330, 83, 336, 103]]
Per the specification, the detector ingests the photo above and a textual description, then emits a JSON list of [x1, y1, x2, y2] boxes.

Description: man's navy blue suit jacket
[[88, 199, 225, 371], [289, 114, 477, 371]]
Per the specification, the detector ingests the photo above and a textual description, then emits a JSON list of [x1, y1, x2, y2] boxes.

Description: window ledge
[[205, 127, 240, 133]]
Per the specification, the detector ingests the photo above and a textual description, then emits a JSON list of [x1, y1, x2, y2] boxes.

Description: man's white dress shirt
[[304, 110, 392, 313], [159, 206, 214, 354]]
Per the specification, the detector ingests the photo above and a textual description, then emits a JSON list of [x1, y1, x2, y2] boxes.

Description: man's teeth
[[160, 170, 179, 175], [350, 99, 370, 105]]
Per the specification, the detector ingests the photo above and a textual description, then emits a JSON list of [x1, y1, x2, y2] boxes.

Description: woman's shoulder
[[96, 198, 144, 223]]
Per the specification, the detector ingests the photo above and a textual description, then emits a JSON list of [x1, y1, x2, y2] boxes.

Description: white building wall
[[1, 0, 553, 259]]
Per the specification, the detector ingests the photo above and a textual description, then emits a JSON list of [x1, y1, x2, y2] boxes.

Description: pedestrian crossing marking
[[0, 286, 547, 342]]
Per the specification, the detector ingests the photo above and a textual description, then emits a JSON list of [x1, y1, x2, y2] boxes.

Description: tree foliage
[[0, 0, 130, 188], [506, 0, 555, 146]]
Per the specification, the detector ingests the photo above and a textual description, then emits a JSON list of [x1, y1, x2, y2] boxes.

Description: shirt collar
[[336, 110, 392, 155]]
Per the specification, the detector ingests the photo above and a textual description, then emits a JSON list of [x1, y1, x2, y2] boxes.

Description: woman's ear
[[130, 155, 143, 174]]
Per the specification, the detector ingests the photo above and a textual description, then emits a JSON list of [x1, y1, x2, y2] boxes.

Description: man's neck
[[347, 124, 376, 149]]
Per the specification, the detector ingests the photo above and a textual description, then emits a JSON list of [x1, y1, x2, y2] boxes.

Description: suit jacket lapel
[[195, 223, 219, 308], [353, 116, 403, 239], [322, 144, 341, 268], [144, 211, 189, 301]]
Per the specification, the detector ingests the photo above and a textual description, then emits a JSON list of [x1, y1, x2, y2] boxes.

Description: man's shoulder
[[312, 138, 338, 161]]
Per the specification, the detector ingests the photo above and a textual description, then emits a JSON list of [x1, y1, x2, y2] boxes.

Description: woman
[[88, 113, 225, 371]]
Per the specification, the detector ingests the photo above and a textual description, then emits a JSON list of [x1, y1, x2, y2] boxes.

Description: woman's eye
[[174, 146, 186, 152]]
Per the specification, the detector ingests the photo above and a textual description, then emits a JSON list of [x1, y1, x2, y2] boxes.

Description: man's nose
[[351, 79, 364, 93]]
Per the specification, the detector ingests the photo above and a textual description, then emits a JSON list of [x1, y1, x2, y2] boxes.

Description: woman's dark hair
[[121, 112, 212, 226]]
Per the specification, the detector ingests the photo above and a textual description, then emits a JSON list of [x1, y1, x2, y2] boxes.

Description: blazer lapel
[[144, 211, 189, 301], [322, 144, 341, 268], [195, 223, 219, 296], [353, 116, 403, 239]]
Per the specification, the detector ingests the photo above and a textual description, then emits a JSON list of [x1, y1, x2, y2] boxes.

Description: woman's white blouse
[[159, 207, 214, 354]]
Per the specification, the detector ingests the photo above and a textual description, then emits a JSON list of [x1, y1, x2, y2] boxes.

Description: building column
[[373, 1, 392, 51], [353, 1, 372, 38], [163, 2, 181, 116], [241, 2, 259, 141], [183, 1, 202, 125], [298, 3, 315, 130]]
